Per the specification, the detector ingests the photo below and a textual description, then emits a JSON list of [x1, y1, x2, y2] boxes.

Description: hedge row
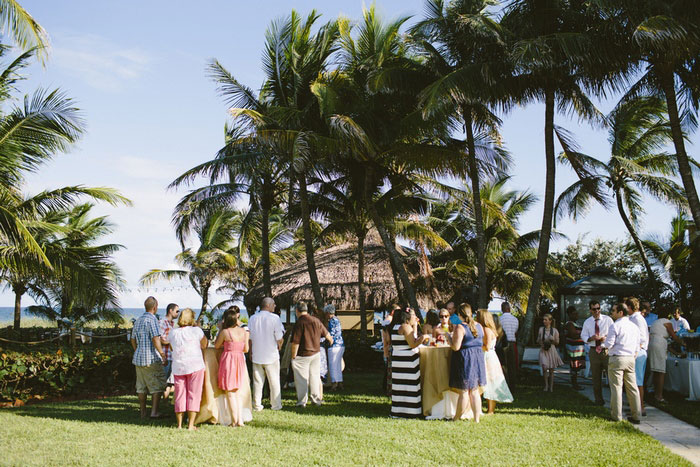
[[0, 342, 134, 402]]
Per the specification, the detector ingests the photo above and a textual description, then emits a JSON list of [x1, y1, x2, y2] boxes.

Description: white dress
[[648, 318, 671, 373]]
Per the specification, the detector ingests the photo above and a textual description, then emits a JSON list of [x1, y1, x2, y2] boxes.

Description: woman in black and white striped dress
[[391, 307, 427, 418]]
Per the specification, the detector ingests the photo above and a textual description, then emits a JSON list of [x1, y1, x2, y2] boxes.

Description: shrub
[[0, 342, 135, 402], [341, 330, 383, 371]]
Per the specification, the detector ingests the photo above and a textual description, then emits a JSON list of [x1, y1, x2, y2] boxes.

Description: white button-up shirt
[[580, 314, 614, 347], [670, 317, 690, 333], [500, 312, 519, 342], [628, 311, 649, 351], [248, 310, 285, 365], [605, 316, 641, 357]]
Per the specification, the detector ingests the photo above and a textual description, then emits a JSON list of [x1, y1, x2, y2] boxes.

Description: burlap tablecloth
[[195, 347, 253, 425], [419, 346, 452, 416]]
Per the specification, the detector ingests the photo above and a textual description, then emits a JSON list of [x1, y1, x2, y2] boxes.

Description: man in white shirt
[[626, 297, 649, 416], [580, 300, 614, 406], [248, 297, 285, 411], [670, 308, 691, 333], [605, 302, 642, 423], [499, 302, 519, 385]]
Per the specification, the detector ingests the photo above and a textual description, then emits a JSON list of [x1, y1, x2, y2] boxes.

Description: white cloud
[[116, 155, 181, 181], [52, 33, 151, 91]]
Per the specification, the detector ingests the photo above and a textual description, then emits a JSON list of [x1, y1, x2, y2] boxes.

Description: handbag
[[541, 327, 552, 351]]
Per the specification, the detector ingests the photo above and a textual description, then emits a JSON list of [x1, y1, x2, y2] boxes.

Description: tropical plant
[[500, 0, 606, 347], [555, 96, 686, 284], [0, 0, 49, 61], [139, 208, 240, 321], [604, 0, 700, 230], [643, 213, 695, 313], [412, 0, 511, 309], [18, 203, 128, 327]]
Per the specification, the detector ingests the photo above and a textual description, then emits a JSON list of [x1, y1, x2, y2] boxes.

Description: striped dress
[[565, 321, 586, 372], [391, 324, 422, 418]]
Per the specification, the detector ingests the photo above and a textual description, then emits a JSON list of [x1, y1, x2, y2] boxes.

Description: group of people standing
[[563, 298, 686, 423], [387, 302, 517, 423], [129, 296, 345, 430]]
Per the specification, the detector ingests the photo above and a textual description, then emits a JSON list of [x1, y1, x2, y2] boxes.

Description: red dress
[[218, 333, 246, 391]]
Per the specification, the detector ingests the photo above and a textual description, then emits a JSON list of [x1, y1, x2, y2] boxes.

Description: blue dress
[[449, 323, 486, 390]]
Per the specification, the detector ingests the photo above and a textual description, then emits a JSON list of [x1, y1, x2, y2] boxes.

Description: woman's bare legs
[[226, 391, 239, 426], [175, 412, 184, 429], [542, 366, 549, 391], [485, 399, 496, 414], [548, 370, 555, 392], [187, 411, 198, 430], [453, 392, 468, 420], [469, 388, 481, 423], [653, 371, 666, 401]]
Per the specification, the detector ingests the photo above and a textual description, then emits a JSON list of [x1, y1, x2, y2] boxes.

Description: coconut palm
[[0, 1, 49, 61], [643, 213, 694, 313], [140, 208, 240, 321], [412, 0, 511, 309], [603, 0, 700, 230], [312, 5, 465, 312], [500, 0, 606, 347], [0, 45, 86, 264], [169, 121, 287, 298], [18, 203, 127, 326], [555, 96, 687, 283]]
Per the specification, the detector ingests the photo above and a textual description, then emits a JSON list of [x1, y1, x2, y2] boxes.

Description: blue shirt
[[132, 312, 162, 366], [328, 316, 344, 347], [449, 314, 461, 325], [644, 313, 658, 328]]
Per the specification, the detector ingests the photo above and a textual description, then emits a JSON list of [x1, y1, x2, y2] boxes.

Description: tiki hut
[[245, 236, 452, 327]]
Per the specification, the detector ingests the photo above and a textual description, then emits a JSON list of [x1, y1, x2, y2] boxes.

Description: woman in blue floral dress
[[324, 304, 345, 390]]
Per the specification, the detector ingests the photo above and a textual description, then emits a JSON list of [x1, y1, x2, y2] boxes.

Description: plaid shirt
[[132, 312, 162, 366], [159, 318, 174, 362]]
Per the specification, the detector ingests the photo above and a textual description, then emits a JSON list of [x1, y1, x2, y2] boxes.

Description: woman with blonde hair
[[476, 309, 513, 414], [538, 313, 563, 392], [168, 308, 208, 430], [448, 303, 486, 422]]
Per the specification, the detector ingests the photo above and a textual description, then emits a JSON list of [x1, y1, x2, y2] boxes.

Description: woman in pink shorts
[[168, 308, 208, 430]]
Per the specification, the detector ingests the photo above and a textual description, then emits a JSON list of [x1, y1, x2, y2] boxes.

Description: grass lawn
[[0, 370, 690, 466]]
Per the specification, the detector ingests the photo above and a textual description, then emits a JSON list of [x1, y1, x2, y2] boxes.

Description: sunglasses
[[591, 307, 601, 310], [440, 314, 449, 318]]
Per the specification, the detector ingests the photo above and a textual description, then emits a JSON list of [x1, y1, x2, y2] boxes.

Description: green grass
[[0, 370, 690, 466]]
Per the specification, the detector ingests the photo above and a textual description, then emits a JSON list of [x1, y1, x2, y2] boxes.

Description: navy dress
[[449, 323, 487, 390]]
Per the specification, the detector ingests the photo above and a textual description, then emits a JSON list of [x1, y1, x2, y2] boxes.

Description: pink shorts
[[173, 368, 205, 413]]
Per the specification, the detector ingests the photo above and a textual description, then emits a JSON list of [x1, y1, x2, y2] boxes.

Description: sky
[[1, 0, 696, 309]]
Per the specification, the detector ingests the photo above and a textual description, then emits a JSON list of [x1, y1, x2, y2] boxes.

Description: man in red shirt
[[291, 302, 333, 407]]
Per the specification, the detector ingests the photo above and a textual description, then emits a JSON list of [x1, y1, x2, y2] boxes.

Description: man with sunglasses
[[581, 300, 614, 406]]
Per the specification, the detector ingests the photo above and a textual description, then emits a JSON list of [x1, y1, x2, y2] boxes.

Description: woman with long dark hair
[[215, 307, 250, 426], [390, 307, 428, 418]]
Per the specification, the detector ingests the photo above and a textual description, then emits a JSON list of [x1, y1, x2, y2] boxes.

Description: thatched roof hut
[[244, 237, 452, 312]]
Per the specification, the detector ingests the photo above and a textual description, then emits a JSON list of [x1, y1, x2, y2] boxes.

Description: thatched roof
[[245, 236, 452, 311]]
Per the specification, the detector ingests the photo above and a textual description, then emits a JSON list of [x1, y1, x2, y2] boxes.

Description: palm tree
[[0, 1, 49, 61], [412, 0, 511, 309], [0, 46, 86, 264], [140, 208, 240, 321], [555, 96, 686, 283], [606, 0, 700, 229], [643, 213, 694, 313], [500, 0, 606, 346], [169, 122, 287, 298], [432, 177, 568, 306], [314, 5, 464, 312], [1, 187, 130, 329], [24, 203, 126, 326]]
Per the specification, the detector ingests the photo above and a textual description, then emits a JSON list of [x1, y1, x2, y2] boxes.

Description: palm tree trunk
[[357, 230, 367, 340], [197, 284, 210, 322], [520, 89, 556, 347], [615, 188, 656, 282], [261, 202, 272, 297], [364, 168, 420, 312], [12, 285, 24, 330], [465, 111, 489, 309], [298, 172, 323, 309], [661, 72, 700, 228]]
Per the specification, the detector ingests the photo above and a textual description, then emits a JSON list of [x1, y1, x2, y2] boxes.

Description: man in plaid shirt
[[159, 303, 179, 402], [131, 296, 167, 419]]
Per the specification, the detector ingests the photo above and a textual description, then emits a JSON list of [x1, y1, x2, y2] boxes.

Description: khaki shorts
[[135, 361, 167, 394]]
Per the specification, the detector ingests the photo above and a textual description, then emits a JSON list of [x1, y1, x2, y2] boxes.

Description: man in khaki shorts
[[131, 296, 167, 419]]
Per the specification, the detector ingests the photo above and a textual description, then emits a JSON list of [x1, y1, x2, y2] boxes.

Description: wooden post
[[70, 326, 76, 348]]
